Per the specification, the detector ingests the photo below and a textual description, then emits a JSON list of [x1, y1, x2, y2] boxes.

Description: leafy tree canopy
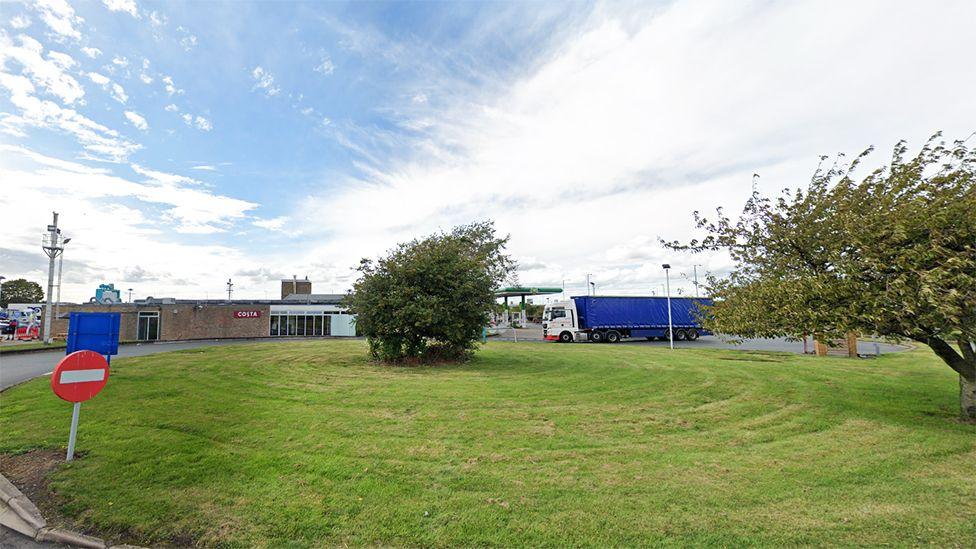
[[1, 278, 44, 308], [347, 221, 513, 363], [666, 134, 976, 419]]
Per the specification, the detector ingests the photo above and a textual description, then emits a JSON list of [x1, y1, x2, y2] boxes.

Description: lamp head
[[63, 237, 72, 245], [662, 263, 671, 269]]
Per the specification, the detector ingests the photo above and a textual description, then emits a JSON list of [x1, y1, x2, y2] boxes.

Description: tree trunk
[[961, 375, 976, 422]]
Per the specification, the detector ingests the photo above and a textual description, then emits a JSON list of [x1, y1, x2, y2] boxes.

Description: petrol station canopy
[[494, 287, 563, 299]]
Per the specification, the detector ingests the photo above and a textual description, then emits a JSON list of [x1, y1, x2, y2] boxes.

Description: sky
[[1, 0, 975, 303]]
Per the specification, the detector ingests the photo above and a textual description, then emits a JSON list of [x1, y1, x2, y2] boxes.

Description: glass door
[[137, 312, 160, 341]]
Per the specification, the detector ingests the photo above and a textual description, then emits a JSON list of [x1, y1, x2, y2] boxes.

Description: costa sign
[[234, 310, 261, 318]]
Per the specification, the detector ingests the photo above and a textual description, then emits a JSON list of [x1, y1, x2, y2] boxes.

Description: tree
[[666, 135, 976, 420], [347, 221, 513, 363], [1, 279, 44, 308]]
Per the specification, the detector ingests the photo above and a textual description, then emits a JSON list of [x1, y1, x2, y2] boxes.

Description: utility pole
[[226, 278, 234, 301], [662, 263, 673, 350], [41, 212, 64, 344], [586, 273, 592, 296], [127, 288, 133, 303]]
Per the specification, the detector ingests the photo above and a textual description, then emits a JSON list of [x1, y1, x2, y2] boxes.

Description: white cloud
[[10, 16, 31, 29], [31, 0, 83, 40], [1, 34, 84, 104], [111, 55, 129, 67], [250, 66, 280, 96], [0, 48, 139, 161], [124, 110, 147, 130], [314, 56, 334, 75], [81, 46, 101, 58], [179, 34, 197, 50], [162, 75, 182, 96], [139, 73, 153, 84], [110, 82, 127, 103], [164, 103, 178, 112], [102, 0, 140, 18], [193, 115, 212, 131], [253, 216, 288, 232], [131, 164, 199, 186], [0, 147, 262, 300], [412, 92, 427, 104], [149, 10, 167, 27], [291, 0, 976, 296], [176, 112, 212, 131], [87, 72, 110, 85], [191, 165, 216, 171]]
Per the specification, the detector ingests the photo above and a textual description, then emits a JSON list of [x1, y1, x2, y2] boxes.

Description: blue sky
[[2, 0, 975, 302]]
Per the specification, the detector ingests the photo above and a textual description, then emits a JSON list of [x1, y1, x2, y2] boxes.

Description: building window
[[268, 313, 337, 337], [137, 311, 160, 341]]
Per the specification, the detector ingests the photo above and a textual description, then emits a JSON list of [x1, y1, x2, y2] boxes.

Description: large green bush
[[347, 221, 512, 363]]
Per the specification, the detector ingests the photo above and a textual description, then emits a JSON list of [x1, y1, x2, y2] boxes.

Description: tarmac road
[[490, 326, 912, 354], [0, 338, 306, 391]]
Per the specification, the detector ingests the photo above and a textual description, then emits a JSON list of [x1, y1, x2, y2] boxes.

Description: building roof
[[281, 293, 346, 304]]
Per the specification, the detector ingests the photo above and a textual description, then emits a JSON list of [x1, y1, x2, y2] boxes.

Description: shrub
[[347, 221, 513, 364]]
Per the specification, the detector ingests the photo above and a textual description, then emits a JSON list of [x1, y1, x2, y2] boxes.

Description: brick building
[[38, 279, 355, 343]]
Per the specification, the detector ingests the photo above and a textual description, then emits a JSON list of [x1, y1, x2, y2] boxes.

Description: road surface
[[0, 338, 304, 391], [491, 326, 911, 354]]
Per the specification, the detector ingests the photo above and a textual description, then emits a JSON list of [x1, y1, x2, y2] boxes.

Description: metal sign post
[[66, 402, 81, 461], [51, 350, 111, 461]]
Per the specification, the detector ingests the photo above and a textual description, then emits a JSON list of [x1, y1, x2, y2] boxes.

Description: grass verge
[[1, 340, 973, 547]]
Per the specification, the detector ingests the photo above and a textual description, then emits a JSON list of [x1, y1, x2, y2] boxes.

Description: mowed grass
[[1, 340, 974, 547]]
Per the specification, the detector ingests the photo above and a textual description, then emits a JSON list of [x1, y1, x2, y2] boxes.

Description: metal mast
[[41, 212, 64, 344]]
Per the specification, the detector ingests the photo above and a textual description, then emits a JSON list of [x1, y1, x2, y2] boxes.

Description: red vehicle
[[15, 323, 40, 340]]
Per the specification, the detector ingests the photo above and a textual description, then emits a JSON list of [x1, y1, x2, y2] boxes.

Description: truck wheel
[[559, 331, 573, 343], [590, 331, 604, 343], [675, 329, 687, 341], [645, 336, 655, 341], [686, 329, 699, 341], [606, 330, 621, 343]]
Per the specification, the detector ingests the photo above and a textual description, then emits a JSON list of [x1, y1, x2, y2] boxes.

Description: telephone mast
[[41, 212, 65, 344], [226, 278, 234, 301]]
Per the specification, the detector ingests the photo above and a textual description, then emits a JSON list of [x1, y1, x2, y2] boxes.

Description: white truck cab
[[542, 300, 579, 342]]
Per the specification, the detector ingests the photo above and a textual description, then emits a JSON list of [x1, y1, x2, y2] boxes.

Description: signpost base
[[66, 402, 80, 462]]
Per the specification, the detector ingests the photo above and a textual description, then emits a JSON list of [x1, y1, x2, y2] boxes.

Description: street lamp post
[[0, 276, 6, 306], [127, 288, 133, 303], [662, 264, 673, 350], [55, 237, 71, 319]]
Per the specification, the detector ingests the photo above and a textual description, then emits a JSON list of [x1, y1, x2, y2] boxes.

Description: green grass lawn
[[1, 340, 973, 547]]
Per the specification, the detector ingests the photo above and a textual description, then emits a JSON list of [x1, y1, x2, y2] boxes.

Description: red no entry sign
[[51, 350, 110, 403]]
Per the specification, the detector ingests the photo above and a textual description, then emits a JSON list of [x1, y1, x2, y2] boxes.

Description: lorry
[[542, 296, 712, 343]]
